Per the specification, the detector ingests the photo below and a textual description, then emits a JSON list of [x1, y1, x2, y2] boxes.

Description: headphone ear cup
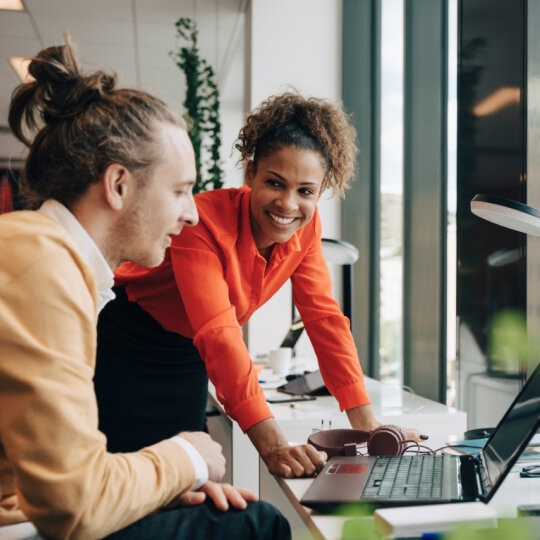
[[367, 425, 407, 456]]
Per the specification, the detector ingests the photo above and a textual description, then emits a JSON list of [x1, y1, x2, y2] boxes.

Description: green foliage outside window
[[170, 18, 223, 193]]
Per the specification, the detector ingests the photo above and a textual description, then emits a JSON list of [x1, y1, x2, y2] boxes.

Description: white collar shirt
[[39, 199, 115, 313]]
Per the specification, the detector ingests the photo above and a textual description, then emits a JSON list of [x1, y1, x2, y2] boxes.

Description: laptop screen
[[482, 363, 540, 496]]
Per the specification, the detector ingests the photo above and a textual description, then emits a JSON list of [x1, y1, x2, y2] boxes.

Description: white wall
[[218, 8, 246, 189], [245, 0, 343, 358]]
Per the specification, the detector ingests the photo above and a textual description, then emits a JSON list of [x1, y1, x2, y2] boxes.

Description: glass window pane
[[447, 0, 457, 406], [379, 0, 404, 385]]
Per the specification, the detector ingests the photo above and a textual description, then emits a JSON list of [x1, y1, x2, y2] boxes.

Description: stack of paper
[[373, 502, 497, 538]]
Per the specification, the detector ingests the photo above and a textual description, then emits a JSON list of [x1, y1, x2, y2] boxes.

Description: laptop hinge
[[458, 455, 485, 499], [475, 453, 492, 497]]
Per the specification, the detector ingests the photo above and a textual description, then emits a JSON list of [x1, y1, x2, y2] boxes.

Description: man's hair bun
[[10, 35, 118, 144], [8, 35, 182, 208]]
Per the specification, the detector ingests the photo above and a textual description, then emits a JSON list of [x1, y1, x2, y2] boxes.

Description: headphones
[[307, 425, 409, 457]]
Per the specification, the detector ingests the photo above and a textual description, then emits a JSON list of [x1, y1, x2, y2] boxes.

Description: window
[[379, 0, 404, 385]]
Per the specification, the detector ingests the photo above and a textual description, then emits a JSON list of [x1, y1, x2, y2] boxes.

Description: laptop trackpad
[[327, 463, 368, 474], [301, 457, 373, 509]]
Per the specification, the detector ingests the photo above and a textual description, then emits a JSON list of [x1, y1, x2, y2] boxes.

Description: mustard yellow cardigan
[[0, 211, 196, 539]]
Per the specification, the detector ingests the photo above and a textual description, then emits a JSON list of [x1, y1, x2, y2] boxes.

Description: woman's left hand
[[400, 427, 429, 442], [346, 404, 429, 442], [179, 481, 259, 510]]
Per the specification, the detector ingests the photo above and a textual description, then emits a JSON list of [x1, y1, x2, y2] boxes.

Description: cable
[[520, 464, 540, 478], [431, 443, 483, 455]]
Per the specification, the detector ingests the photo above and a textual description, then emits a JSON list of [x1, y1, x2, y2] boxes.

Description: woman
[[95, 92, 424, 478]]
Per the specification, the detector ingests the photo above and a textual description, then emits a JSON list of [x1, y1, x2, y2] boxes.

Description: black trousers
[[94, 287, 209, 452], [105, 500, 291, 540], [95, 288, 291, 539]]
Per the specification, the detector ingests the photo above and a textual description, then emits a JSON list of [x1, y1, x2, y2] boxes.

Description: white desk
[[205, 373, 540, 540], [261, 459, 540, 540], [206, 374, 467, 495]]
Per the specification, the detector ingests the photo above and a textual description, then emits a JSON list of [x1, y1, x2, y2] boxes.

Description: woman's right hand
[[246, 417, 327, 478], [263, 443, 327, 478]]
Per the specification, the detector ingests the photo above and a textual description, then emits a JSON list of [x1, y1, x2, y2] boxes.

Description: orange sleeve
[[170, 237, 273, 432], [291, 232, 371, 411]]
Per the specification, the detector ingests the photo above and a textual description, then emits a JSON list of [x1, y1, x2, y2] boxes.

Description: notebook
[[445, 435, 540, 460], [301, 363, 540, 511]]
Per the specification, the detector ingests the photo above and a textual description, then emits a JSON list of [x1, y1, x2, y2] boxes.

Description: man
[[0, 39, 289, 540]]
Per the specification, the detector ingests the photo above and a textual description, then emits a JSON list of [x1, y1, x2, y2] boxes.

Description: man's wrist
[[170, 436, 208, 490]]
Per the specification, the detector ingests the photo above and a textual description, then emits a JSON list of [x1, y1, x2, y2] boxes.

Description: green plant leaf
[[171, 17, 224, 192]]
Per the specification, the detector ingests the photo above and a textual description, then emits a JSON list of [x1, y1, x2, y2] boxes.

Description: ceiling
[[0, 0, 245, 163]]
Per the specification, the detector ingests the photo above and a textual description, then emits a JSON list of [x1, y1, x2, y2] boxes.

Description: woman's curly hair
[[235, 92, 358, 197]]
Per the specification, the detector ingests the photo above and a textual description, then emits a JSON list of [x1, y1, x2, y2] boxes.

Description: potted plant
[[170, 17, 223, 193]]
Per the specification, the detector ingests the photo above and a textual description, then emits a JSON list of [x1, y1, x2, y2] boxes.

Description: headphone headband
[[308, 425, 407, 457]]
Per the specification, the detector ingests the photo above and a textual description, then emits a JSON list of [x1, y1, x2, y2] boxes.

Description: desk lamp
[[470, 193, 533, 383], [321, 238, 359, 325], [470, 194, 540, 236], [287, 238, 359, 345]]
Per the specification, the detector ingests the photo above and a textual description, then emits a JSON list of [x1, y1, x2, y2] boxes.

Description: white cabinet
[[468, 374, 521, 429]]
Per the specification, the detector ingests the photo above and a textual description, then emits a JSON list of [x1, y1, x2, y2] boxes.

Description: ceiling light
[[472, 87, 520, 117], [10, 57, 33, 83], [0, 0, 25, 10]]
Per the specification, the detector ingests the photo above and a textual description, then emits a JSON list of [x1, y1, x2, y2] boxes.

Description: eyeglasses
[[520, 464, 540, 478]]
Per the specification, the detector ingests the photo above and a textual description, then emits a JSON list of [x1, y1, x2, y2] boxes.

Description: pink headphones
[[307, 425, 408, 457]]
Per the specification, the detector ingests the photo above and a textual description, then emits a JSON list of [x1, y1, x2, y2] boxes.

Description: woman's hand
[[400, 427, 429, 443], [246, 418, 327, 478], [179, 481, 259, 510], [263, 443, 327, 478], [346, 404, 429, 442]]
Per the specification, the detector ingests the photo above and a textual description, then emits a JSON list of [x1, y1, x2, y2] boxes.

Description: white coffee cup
[[269, 347, 292, 376]]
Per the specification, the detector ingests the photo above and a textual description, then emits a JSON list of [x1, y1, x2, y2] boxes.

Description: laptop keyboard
[[361, 455, 447, 499]]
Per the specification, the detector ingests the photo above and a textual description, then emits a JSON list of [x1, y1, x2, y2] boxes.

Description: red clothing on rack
[[0, 176, 13, 214], [116, 186, 370, 431]]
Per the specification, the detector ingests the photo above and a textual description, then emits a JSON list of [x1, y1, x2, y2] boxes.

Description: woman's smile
[[266, 211, 297, 226]]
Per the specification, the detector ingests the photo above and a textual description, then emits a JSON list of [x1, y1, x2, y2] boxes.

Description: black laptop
[[301, 363, 540, 511]]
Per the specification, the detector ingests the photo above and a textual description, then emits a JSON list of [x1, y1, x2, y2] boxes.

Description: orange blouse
[[116, 186, 370, 431]]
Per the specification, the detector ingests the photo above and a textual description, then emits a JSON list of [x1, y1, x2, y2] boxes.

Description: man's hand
[[179, 481, 259, 511], [177, 431, 226, 482]]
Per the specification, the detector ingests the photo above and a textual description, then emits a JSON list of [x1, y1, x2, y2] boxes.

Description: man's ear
[[102, 163, 133, 211], [245, 161, 255, 187]]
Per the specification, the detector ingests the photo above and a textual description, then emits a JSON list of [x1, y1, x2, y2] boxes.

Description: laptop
[[276, 369, 330, 397], [301, 363, 540, 511]]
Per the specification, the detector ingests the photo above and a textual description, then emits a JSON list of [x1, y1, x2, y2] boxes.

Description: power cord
[[520, 464, 540, 478]]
